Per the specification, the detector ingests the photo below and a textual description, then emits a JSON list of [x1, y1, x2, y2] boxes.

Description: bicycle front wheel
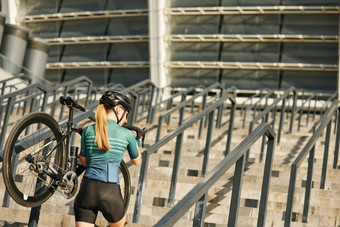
[[2, 112, 65, 207], [119, 160, 131, 211]]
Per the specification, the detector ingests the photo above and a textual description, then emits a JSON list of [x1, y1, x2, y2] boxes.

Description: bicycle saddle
[[59, 96, 85, 112]]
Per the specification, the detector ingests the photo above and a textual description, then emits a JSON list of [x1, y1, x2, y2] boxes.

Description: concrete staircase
[[0, 95, 339, 227]]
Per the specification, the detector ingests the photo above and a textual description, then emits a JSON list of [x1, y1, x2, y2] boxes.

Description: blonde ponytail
[[95, 104, 110, 151]]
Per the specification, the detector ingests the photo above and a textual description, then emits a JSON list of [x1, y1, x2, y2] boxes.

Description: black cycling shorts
[[74, 176, 125, 224]]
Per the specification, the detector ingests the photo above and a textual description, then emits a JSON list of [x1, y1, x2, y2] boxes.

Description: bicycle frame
[[25, 107, 78, 182]]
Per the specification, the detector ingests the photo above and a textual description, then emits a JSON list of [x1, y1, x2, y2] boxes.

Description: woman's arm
[[79, 155, 87, 167], [131, 145, 141, 165]]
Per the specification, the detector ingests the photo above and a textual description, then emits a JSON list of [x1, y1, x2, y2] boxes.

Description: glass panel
[[170, 69, 218, 87], [281, 43, 338, 64], [221, 70, 280, 90], [171, 42, 219, 61], [61, 44, 110, 62], [108, 43, 149, 61], [105, 0, 148, 10], [221, 0, 280, 6], [282, 15, 339, 36], [171, 0, 219, 7], [60, 19, 107, 37], [171, 16, 219, 34], [282, 0, 339, 6], [107, 17, 148, 36], [221, 43, 280, 62], [221, 15, 279, 34], [281, 71, 337, 92]]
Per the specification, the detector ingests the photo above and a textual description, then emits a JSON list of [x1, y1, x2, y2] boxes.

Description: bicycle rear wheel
[[2, 112, 65, 207], [119, 160, 131, 211]]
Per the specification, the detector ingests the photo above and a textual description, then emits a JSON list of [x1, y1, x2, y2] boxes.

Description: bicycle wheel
[[119, 160, 131, 211], [2, 112, 65, 207]]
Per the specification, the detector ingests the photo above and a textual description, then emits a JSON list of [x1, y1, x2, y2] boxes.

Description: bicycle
[[2, 96, 147, 209]]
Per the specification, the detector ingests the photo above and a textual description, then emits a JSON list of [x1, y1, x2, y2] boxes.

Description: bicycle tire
[[2, 112, 65, 207], [119, 160, 131, 211]]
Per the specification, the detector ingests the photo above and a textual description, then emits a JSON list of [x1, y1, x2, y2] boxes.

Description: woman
[[74, 91, 141, 227]]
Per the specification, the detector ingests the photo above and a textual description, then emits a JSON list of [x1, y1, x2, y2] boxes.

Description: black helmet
[[99, 91, 131, 112]]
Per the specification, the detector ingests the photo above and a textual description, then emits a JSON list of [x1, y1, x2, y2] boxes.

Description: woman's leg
[[76, 221, 95, 227], [108, 214, 126, 227]]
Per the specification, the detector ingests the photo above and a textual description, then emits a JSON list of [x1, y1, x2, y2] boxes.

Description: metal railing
[[242, 89, 273, 128], [0, 83, 49, 150], [240, 88, 269, 117], [154, 83, 225, 143], [154, 122, 276, 227], [0, 74, 31, 96], [284, 100, 339, 226], [132, 91, 236, 223], [0, 79, 158, 226], [248, 87, 297, 150], [148, 86, 195, 124], [294, 93, 315, 132]]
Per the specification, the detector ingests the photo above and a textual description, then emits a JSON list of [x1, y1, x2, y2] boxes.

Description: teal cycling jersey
[[80, 119, 139, 183]]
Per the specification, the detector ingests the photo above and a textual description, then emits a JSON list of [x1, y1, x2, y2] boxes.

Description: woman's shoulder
[[83, 124, 95, 135]]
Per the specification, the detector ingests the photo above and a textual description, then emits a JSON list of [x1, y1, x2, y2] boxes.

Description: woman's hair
[[95, 104, 110, 151]]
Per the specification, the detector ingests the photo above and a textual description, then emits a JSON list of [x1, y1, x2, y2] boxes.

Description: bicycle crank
[[60, 171, 78, 199]]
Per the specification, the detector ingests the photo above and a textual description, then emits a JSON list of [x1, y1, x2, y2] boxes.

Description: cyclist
[[74, 91, 141, 227]]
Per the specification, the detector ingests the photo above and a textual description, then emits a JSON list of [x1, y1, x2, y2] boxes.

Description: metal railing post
[[133, 151, 150, 223], [302, 145, 315, 223], [0, 96, 14, 148], [257, 128, 275, 226], [168, 131, 184, 207], [320, 120, 331, 189], [147, 85, 155, 124], [260, 113, 269, 162], [228, 154, 245, 227], [198, 94, 207, 139], [201, 110, 214, 176], [277, 97, 286, 144], [289, 92, 297, 133], [333, 107, 340, 169], [155, 116, 163, 143], [284, 164, 297, 226], [193, 193, 208, 227], [225, 101, 235, 156]]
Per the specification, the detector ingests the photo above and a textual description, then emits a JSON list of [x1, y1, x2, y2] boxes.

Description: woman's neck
[[107, 111, 118, 122]]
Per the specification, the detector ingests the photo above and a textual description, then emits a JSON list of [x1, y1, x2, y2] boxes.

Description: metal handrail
[[0, 83, 49, 149], [294, 94, 315, 132], [154, 122, 276, 227], [155, 82, 224, 142], [242, 89, 273, 128], [284, 100, 339, 226], [120, 79, 158, 125], [132, 92, 236, 223], [51, 76, 93, 119], [240, 88, 268, 117], [148, 86, 195, 124], [248, 86, 297, 145], [0, 74, 32, 96]]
